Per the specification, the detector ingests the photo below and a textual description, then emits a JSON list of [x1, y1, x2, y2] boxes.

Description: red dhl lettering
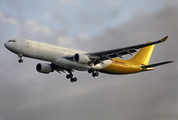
[[115, 60, 127, 66]]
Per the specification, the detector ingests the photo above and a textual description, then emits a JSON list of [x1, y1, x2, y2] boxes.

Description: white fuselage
[[4, 39, 111, 71]]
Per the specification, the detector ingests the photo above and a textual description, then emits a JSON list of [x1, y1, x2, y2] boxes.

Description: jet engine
[[36, 63, 54, 74], [74, 53, 91, 64]]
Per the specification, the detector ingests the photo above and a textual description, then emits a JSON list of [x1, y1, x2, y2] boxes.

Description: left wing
[[64, 36, 168, 65], [87, 36, 168, 65]]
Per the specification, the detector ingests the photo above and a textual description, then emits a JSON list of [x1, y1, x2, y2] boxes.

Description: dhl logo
[[115, 60, 127, 66]]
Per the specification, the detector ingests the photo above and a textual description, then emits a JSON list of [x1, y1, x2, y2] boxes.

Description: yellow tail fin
[[129, 41, 155, 65]]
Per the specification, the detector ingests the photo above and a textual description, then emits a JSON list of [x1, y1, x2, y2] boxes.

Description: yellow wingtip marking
[[160, 36, 169, 42]]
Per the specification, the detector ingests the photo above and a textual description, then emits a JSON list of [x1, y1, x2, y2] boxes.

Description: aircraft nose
[[4, 42, 9, 49], [4, 40, 20, 53], [4, 42, 13, 51]]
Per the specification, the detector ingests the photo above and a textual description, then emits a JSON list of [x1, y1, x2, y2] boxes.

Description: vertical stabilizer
[[128, 41, 155, 65]]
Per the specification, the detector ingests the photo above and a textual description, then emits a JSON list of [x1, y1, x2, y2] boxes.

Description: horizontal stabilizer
[[141, 61, 174, 68]]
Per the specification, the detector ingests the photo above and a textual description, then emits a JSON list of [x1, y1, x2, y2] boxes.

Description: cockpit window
[[8, 40, 16, 42]]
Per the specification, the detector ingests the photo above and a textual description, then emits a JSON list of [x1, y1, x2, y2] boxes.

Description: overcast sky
[[1, 0, 178, 120]]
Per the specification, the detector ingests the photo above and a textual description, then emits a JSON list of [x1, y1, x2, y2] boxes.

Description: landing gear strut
[[88, 68, 99, 77], [66, 73, 77, 83], [18, 54, 23, 63]]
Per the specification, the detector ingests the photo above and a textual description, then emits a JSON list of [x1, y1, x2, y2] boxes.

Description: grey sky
[[1, 0, 178, 120]]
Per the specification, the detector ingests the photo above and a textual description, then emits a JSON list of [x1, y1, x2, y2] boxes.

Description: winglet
[[160, 36, 169, 42]]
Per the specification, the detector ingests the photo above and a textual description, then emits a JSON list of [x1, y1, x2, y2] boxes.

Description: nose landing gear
[[18, 59, 23, 63], [18, 54, 23, 63]]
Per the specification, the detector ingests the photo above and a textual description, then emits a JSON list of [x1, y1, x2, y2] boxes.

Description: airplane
[[4, 36, 174, 83]]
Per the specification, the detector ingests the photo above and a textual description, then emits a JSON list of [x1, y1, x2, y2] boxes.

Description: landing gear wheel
[[73, 77, 77, 82], [66, 74, 73, 79], [18, 59, 23, 63], [66, 70, 77, 83], [92, 71, 99, 77], [18, 54, 23, 63], [95, 71, 99, 76], [66, 74, 70, 79], [70, 78, 73, 82], [70, 77, 77, 83], [92, 73, 96, 77], [88, 68, 94, 74]]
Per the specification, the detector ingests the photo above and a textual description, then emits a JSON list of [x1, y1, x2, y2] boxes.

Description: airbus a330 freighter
[[4, 36, 173, 82]]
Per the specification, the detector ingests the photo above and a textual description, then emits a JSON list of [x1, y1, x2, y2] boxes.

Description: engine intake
[[36, 63, 54, 74], [74, 53, 91, 64]]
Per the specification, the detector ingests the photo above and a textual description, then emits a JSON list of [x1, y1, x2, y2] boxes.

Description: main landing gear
[[88, 68, 99, 77], [66, 73, 77, 83], [18, 54, 23, 63]]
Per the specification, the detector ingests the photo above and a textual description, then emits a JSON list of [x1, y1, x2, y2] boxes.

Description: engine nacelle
[[36, 63, 54, 74], [74, 53, 91, 64]]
